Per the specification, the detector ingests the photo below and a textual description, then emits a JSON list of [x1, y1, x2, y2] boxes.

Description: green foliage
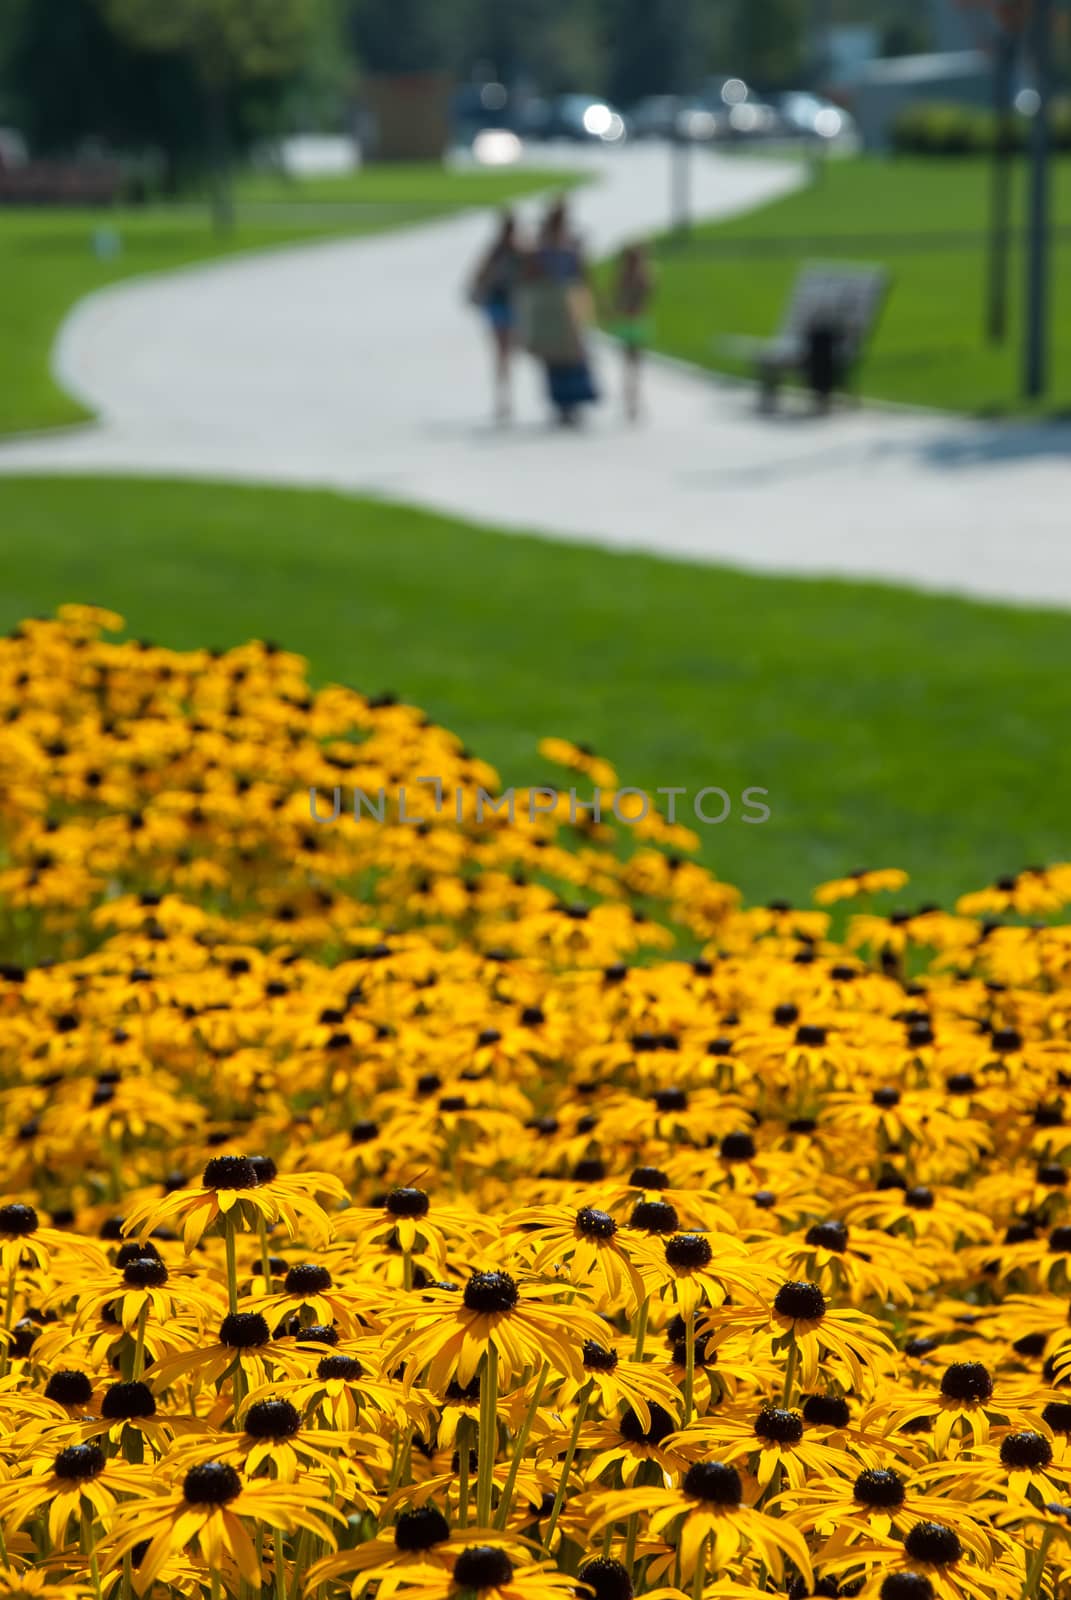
[[101, 0, 315, 86], [891, 99, 1071, 157], [726, 0, 806, 91]]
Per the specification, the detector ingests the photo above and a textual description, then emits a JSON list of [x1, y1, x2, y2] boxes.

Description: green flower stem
[[224, 1213, 240, 1315], [782, 1340, 799, 1409], [458, 1416, 472, 1527], [132, 1301, 149, 1381], [495, 1361, 549, 1529], [275, 1529, 288, 1600], [542, 1379, 592, 1555], [692, 1532, 709, 1600], [257, 1217, 273, 1285], [1021, 1526, 1056, 1600], [476, 1343, 499, 1528], [0, 1265, 17, 1379], [81, 1506, 102, 1600], [632, 1297, 649, 1361], [684, 1309, 696, 1426]]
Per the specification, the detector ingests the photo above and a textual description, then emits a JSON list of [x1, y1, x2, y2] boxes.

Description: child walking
[[611, 243, 654, 423]]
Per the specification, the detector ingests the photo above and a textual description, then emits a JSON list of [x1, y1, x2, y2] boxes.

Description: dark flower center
[[577, 1557, 634, 1600], [880, 1579, 935, 1600], [1049, 1227, 1071, 1253], [123, 1257, 168, 1288], [903, 1523, 962, 1567], [720, 1132, 756, 1161], [1043, 1401, 1071, 1433], [576, 1207, 617, 1240], [285, 1263, 332, 1295], [53, 1442, 105, 1481], [44, 1370, 93, 1405], [0, 1203, 39, 1235], [1000, 1430, 1052, 1469], [940, 1362, 992, 1403], [803, 1394, 850, 1428], [318, 1355, 363, 1381], [446, 1374, 482, 1402], [774, 1281, 826, 1321], [386, 1187, 430, 1218], [394, 1505, 451, 1551], [653, 1087, 688, 1112], [219, 1312, 271, 1348], [295, 1323, 337, 1346], [248, 1156, 277, 1184], [183, 1461, 243, 1505], [905, 1187, 935, 1211], [350, 1121, 379, 1144], [682, 1460, 743, 1505], [463, 1272, 519, 1314], [630, 1200, 679, 1234], [806, 1221, 848, 1253], [582, 1341, 620, 1373], [795, 1025, 827, 1046], [245, 1398, 301, 1439], [101, 1381, 156, 1419], [665, 1233, 713, 1270], [853, 1468, 906, 1508], [202, 1156, 258, 1190], [872, 1088, 901, 1108], [630, 1166, 669, 1189], [453, 1547, 514, 1588], [619, 1401, 676, 1446], [754, 1407, 803, 1445]]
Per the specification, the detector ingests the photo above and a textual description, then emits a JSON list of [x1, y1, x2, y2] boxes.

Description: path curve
[[1, 144, 1069, 608]]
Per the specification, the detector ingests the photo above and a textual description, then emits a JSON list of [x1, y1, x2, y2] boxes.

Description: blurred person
[[469, 210, 526, 423], [527, 197, 598, 428], [610, 243, 654, 422]]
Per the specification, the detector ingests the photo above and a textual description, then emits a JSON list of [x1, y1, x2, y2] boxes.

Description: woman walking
[[469, 210, 525, 423], [528, 199, 598, 428]]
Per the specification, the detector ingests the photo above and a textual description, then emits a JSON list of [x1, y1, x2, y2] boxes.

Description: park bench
[[717, 261, 891, 412], [0, 160, 122, 206]]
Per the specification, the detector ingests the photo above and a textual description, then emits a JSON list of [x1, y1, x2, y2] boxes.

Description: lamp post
[[986, 21, 1018, 344], [1023, 0, 1053, 399], [671, 0, 694, 235]]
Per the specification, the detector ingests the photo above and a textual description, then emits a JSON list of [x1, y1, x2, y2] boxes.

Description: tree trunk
[[205, 82, 235, 236]]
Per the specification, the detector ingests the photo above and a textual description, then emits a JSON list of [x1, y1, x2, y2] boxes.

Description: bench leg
[[757, 368, 779, 414]]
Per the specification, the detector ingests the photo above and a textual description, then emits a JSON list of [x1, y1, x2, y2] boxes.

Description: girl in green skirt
[[611, 243, 654, 422]]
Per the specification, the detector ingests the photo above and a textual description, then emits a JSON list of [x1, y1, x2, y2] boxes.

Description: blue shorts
[[483, 299, 515, 333]]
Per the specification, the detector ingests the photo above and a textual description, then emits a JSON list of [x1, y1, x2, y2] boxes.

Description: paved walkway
[[2, 145, 1069, 607]]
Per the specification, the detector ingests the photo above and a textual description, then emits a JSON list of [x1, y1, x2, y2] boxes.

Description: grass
[[624, 154, 1071, 415], [3, 473, 1069, 910], [0, 163, 575, 438]]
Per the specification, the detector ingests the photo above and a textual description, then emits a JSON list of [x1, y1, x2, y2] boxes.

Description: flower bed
[[1, 607, 1069, 1600]]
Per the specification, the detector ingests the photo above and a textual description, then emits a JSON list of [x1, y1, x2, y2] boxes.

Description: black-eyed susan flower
[[105, 1460, 342, 1592]]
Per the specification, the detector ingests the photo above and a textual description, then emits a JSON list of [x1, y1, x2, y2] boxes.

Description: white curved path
[[1, 144, 1070, 607]]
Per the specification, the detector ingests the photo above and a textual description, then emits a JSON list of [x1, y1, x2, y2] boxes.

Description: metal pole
[[987, 26, 1016, 344], [670, 0, 693, 236], [1023, 0, 1053, 400]]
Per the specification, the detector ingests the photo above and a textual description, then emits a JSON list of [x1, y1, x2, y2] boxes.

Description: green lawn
[[0, 163, 574, 439], [3, 474, 1069, 909], [626, 155, 1071, 415]]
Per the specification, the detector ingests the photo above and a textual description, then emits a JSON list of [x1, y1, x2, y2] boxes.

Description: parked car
[[545, 95, 628, 143], [776, 92, 857, 142]]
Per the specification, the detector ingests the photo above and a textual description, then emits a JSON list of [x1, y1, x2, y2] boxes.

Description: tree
[[102, 0, 317, 228], [727, 0, 806, 91]]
